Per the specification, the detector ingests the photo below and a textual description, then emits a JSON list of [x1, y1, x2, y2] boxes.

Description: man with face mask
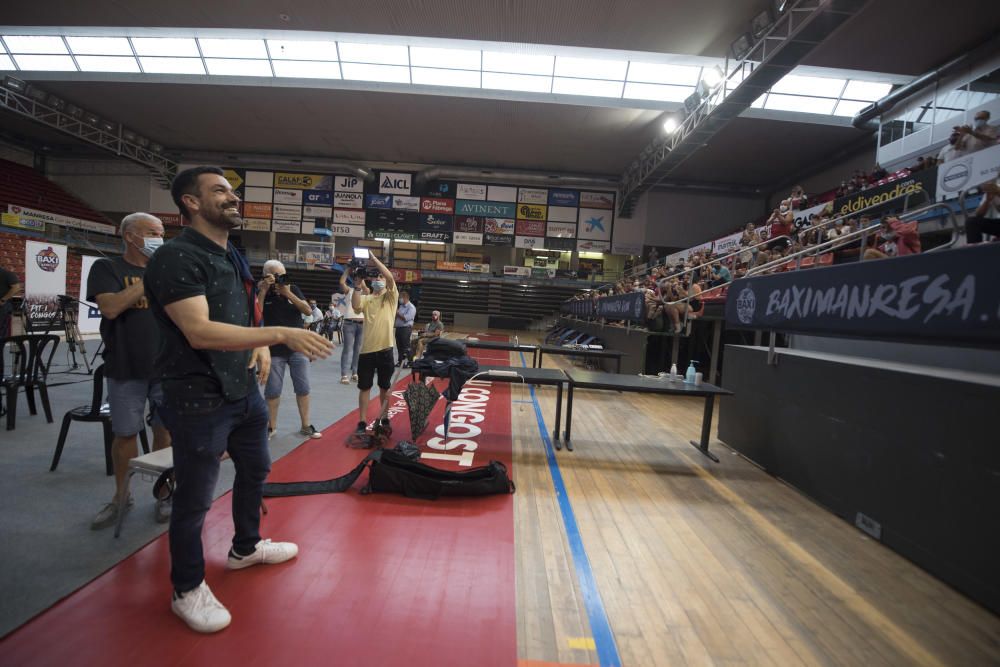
[[351, 253, 398, 436], [955, 110, 997, 155], [145, 167, 333, 633], [86, 212, 172, 530], [394, 290, 416, 367]]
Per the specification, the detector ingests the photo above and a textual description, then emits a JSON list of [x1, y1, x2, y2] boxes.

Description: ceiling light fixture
[[662, 115, 679, 134], [3, 76, 27, 93], [751, 9, 774, 40], [730, 33, 752, 61]]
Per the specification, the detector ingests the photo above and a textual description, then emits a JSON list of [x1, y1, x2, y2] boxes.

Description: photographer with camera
[[349, 249, 398, 437], [257, 260, 322, 440]]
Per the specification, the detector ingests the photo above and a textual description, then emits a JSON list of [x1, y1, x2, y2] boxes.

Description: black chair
[[50, 364, 149, 476], [1, 334, 58, 430]]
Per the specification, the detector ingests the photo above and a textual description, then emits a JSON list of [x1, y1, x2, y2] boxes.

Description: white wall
[[642, 190, 764, 248]]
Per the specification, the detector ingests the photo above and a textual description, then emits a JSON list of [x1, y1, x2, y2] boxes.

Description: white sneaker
[[350, 373, 359, 382], [226, 538, 299, 570], [340, 375, 350, 384], [171, 581, 231, 633]]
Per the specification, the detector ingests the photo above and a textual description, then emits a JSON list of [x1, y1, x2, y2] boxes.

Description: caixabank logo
[[35, 246, 60, 272]]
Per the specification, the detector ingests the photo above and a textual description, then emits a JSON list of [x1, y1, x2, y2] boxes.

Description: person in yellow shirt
[[351, 253, 398, 435]]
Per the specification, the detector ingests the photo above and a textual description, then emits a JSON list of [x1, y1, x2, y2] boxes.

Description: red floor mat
[[3, 343, 516, 667]]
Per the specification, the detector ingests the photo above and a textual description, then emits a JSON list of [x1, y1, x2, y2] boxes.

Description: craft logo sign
[[365, 194, 393, 209], [517, 204, 547, 221], [580, 191, 614, 209], [379, 171, 412, 195], [420, 198, 455, 214], [35, 246, 60, 272], [456, 200, 517, 218], [548, 189, 579, 207], [335, 175, 364, 192], [736, 287, 756, 325]]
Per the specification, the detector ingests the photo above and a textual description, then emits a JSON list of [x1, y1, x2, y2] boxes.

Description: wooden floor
[[508, 338, 1000, 667]]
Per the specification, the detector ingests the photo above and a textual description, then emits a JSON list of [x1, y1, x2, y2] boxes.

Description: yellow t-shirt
[[358, 282, 398, 354]]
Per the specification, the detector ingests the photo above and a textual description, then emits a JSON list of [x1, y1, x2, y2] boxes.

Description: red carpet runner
[[3, 339, 516, 667]]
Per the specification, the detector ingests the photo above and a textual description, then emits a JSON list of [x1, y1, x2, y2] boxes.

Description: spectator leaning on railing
[[964, 178, 1000, 245], [863, 216, 921, 260]]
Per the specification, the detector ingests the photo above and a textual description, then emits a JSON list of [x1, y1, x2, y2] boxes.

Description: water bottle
[[685, 361, 697, 383], [514, 335, 519, 347], [669, 363, 678, 380]]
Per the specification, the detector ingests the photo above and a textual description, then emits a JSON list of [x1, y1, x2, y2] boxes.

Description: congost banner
[[78, 254, 102, 334], [24, 240, 67, 324]]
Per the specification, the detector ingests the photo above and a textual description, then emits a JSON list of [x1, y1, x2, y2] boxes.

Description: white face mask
[[136, 236, 163, 257], [779, 206, 788, 213], [372, 281, 386, 291], [974, 118, 987, 129]]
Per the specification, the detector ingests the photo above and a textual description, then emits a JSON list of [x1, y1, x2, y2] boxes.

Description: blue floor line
[[518, 351, 621, 667]]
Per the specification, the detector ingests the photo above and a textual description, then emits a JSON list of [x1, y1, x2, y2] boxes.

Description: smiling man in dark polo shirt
[[145, 166, 333, 634]]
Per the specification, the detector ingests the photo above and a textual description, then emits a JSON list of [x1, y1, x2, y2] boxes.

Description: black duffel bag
[[363, 448, 514, 500]]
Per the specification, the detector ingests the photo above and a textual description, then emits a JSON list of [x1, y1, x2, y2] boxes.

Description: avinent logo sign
[[379, 172, 412, 195]]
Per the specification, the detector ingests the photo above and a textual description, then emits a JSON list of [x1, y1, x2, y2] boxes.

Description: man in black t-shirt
[[0, 264, 22, 337], [256, 259, 322, 440], [86, 213, 172, 530], [145, 166, 332, 634]]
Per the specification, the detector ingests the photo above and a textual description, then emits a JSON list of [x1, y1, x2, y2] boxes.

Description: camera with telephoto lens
[[273, 273, 287, 285]]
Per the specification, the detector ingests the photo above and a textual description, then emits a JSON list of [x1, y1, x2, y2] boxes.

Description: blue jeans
[[158, 389, 271, 592], [264, 352, 310, 399], [340, 320, 363, 376]]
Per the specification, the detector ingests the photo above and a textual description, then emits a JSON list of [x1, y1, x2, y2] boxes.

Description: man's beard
[[206, 204, 243, 230]]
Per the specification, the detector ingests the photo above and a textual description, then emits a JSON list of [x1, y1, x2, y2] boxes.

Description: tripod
[[35, 296, 92, 374]]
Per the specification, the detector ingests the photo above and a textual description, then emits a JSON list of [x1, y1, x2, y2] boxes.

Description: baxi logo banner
[[35, 246, 60, 272]]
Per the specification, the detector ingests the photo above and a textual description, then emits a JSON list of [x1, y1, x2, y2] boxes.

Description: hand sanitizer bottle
[[685, 361, 697, 383]]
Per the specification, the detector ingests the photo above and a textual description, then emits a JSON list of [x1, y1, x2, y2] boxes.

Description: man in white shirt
[[394, 290, 417, 367], [956, 110, 997, 155], [965, 179, 1000, 244], [336, 271, 366, 384]]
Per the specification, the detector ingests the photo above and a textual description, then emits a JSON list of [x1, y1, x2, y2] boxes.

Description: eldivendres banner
[[78, 255, 102, 334], [24, 240, 67, 324], [828, 168, 939, 219], [725, 242, 1000, 345]]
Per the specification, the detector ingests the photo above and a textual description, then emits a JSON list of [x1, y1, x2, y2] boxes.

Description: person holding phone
[[350, 250, 398, 436], [336, 264, 366, 384]]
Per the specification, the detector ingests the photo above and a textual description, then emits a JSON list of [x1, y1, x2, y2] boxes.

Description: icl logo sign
[[379, 172, 412, 195]]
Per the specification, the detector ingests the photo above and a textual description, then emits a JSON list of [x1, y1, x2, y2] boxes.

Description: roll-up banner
[[24, 240, 67, 324]]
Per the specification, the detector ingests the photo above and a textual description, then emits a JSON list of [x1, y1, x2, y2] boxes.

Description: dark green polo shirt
[[145, 226, 254, 406]]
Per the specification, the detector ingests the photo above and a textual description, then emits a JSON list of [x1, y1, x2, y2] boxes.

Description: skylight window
[[76, 55, 141, 73], [0, 55, 14, 70], [341, 62, 410, 83], [139, 56, 205, 74], [764, 94, 836, 115], [267, 40, 339, 61], [205, 58, 272, 77], [66, 36, 132, 56], [482, 71, 551, 93], [626, 62, 701, 86], [623, 82, 693, 102], [131, 38, 200, 57], [552, 77, 623, 98], [198, 39, 268, 59], [770, 74, 845, 97], [554, 56, 627, 81], [3, 36, 68, 54], [410, 46, 480, 71], [482, 52, 553, 76], [411, 67, 480, 88], [12, 54, 76, 71], [338, 43, 408, 66], [842, 80, 892, 101], [271, 60, 341, 79], [832, 99, 870, 117]]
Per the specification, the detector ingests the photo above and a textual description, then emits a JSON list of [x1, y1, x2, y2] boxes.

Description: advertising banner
[[245, 171, 273, 188], [545, 237, 576, 251], [329, 222, 365, 238], [244, 187, 273, 203], [515, 219, 545, 236], [241, 218, 271, 232], [334, 209, 366, 225], [78, 254, 102, 334], [484, 218, 515, 235], [725, 242, 1000, 345], [546, 221, 577, 238], [273, 188, 302, 205], [420, 198, 455, 214], [378, 171, 412, 195], [547, 205, 578, 223], [577, 208, 613, 241], [303, 205, 332, 219], [2, 211, 45, 232], [223, 168, 245, 199], [243, 202, 272, 219], [272, 203, 303, 221], [335, 175, 364, 192], [24, 240, 67, 324], [334, 192, 364, 209], [548, 189, 579, 207], [595, 292, 645, 323], [453, 232, 483, 245], [366, 209, 418, 239], [516, 203, 547, 221], [830, 169, 938, 218], [503, 266, 531, 277], [712, 231, 743, 256], [304, 189, 333, 207], [561, 299, 594, 318], [365, 194, 393, 209], [7, 205, 114, 235], [272, 220, 301, 234], [484, 233, 514, 247], [390, 268, 423, 283], [424, 180, 456, 198], [612, 242, 642, 255], [454, 216, 485, 233], [487, 185, 517, 202], [936, 144, 1000, 199], [274, 172, 332, 190], [577, 239, 610, 252], [418, 214, 454, 242], [518, 188, 548, 204], [392, 195, 420, 211], [457, 183, 487, 200], [155, 213, 182, 227], [580, 191, 615, 209], [455, 200, 517, 218], [515, 235, 545, 249]]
